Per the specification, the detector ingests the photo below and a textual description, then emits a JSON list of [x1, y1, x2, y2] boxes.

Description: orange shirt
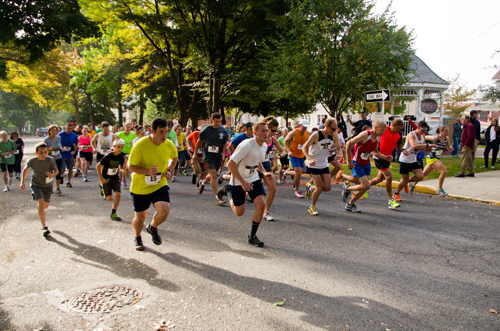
[[290, 128, 309, 158], [187, 131, 203, 155]]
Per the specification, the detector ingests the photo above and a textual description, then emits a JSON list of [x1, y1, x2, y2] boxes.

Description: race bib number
[[63, 146, 72, 152], [208, 145, 219, 153], [264, 152, 269, 161], [298, 144, 303, 149], [46, 176, 54, 184], [197, 148, 203, 154], [435, 149, 443, 157], [360, 152, 370, 160], [51, 150, 60, 156], [145, 173, 161, 185], [244, 165, 258, 178], [13, 150, 19, 155], [107, 167, 119, 176]]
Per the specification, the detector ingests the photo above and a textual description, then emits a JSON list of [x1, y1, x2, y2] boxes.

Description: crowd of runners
[[1, 113, 456, 249]]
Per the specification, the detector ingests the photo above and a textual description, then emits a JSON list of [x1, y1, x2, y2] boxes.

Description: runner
[[0, 131, 18, 192], [330, 127, 346, 183], [132, 125, 146, 145], [226, 121, 271, 247], [302, 118, 341, 215], [173, 124, 188, 180], [20, 142, 58, 236], [97, 139, 128, 221], [277, 127, 289, 184], [128, 117, 178, 251], [187, 125, 207, 187], [369, 118, 406, 210], [283, 119, 310, 198], [58, 123, 79, 188], [393, 121, 437, 202], [116, 122, 137, 188], [73, 124, 83, 177], [10, 131, 24, 180], [411, 125, 453, 196], [78, 126, 93, 182], [92, 121, 117, 163], [194, 113, 228, 205], [184, 125, 193, 172], [341, 120, 388, 213], [229, 122, 254, 152], [44, 125, 64, 194]]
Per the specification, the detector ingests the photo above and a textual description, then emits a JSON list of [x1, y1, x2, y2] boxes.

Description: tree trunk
[[87, 93, 95, 126], [139, 94, 145, 125], [118, 102, 124, 127], [103, 98, 108, 122], [72, 87, 81, 124]]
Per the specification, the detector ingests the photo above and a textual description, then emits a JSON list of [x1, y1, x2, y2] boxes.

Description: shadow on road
[[149, 251, 434, 330], [48, 231, 180, 292]]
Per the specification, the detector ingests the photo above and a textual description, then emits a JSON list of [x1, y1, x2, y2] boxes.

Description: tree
[[479, 82, 500, 104], [445, 75, 476, 118], [0, 0, 100, 78], [262, 0, 414, 118]]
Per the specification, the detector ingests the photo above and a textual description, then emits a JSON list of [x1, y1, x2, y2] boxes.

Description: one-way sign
[[365, 89, 391, 103]]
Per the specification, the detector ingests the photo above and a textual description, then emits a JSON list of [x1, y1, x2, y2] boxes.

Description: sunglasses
[[270, 129, 277, 132]]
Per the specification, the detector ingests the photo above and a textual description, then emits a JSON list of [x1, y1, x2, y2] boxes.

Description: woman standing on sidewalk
[[10, 131, 24, 180], [482, 118, 500, 168]]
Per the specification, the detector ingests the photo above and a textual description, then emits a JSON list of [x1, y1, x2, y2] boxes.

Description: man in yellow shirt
[[128, 117, 178, 251]]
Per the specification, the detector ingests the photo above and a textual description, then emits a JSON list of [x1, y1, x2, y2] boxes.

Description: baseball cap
[[299, 119, 310, 128], [245, 122, 254, 128], [318, 124, 325, 129]]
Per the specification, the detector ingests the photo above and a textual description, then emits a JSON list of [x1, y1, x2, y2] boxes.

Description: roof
[[492, 69, 500, 81], [407, 54, 449, 86], [467, 102, 500, 111]]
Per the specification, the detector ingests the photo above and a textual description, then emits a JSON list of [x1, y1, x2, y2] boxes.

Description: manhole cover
[[67, 285, 142, 314]]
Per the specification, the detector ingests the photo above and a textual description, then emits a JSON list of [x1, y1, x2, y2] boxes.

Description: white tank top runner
[[307, 131, 333, 169], [399, 130, 424, 163], [97, 133, 113, 155]]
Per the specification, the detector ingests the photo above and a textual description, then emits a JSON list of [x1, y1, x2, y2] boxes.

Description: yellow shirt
[[129, 136, 178, 195], [88, 130, 97, 137], [177, 132, 186, 151]]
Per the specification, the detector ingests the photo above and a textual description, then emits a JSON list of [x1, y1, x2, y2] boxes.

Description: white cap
[[299, 119, 310, 128], [113, 139, 125, 146]]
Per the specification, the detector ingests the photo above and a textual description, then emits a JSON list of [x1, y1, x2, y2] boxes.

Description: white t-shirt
[[399, 131, 424, 163], [491, 128, 497, 142], [230, 138, 267, 186], [96, 132, 113, 155]]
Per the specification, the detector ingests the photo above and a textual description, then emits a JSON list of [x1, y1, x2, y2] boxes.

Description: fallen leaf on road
[[491, 309, 498, 314], [274, 301, 284, 306], [347, 228, 353, 231]]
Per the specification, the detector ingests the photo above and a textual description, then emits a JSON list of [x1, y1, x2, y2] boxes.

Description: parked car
[[36, 128, 48, 137]]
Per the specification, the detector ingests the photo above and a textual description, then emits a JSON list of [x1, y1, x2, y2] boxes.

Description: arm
[[332, 133, 342, 160], [19, 165, 30, 190], [346, 132, 369, 168], [372, 144, 393, 162], [194, 139, 202, 154], [408, 119, 418, 130], [272, 137, 284, 154], [283, 131, 295, 155], [302, 132, 318, 165], [227, 159, 253, 192], [96, 163, 108, 184], [91, 134, 98, 152], [163, 157, 178, 180], [128, 163, 158, 176]]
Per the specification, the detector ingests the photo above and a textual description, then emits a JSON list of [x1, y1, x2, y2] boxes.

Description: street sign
[[365, 89, 390, 103]]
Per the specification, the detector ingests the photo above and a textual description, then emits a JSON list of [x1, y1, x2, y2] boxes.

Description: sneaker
[[305, 183, 312, 200], [89, 165, 93, 170], [437, 189, 448, 196], [31, 191, 35, 200], [245, 193, 252, 203], [191, 173, 197, 185], [3, 186, 10, 192], [281, 169, 286, 183], [393, 192, 402, 202], [99, 183, 104, 197], [84, 176, 88, 182], [171, 176, 177, 182], [492, 166, 495, 169], [308, 205, 319, 216], [216, 197, 227, 206], [480, 165, 488, 169], [66, 182, 72, 188], [404, 184, 409, 194], [388, 199, 401, 210], [473, 164, 477, 168], [276, 179, 283, 184], [247, 235, 264, 247], [217, 184, 231, 199], [42, 226, 51, 237], [56, 188, 62, 195], [198, 180, 204, 194], [146, 224, 162, 245], [263, 211, 275, 221], [409, 182, 415, 194], [135, 236, 144, 251], [294, 190, 304, 198], [335, 170, 342, 184], [180, 168, 188, 176], [110, 213, 122, 221], [362, 191, 368, 199], [9, 178, 13, 186], [218, 173, 224, 185], [341, 183, 349, 203], [122, 179, 127, 188], [74, 171, 80, 178], [345, 203, 361, 213]]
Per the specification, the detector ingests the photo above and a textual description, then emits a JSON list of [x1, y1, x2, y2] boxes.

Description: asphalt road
[[1, 138, 499, 330]]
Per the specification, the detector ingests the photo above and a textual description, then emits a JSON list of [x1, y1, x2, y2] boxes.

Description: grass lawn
[[336, 157, 499, 182]]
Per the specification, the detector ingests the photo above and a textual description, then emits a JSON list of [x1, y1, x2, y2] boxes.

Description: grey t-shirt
[[26, 156, 57, 187], [44, 136, 62, 160], [198, 125, 228, 163]]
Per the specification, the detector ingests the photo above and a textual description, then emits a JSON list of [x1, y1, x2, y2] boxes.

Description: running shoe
[[388, 199, 401, 210], [245, 193, 252, 203], [247, 235, 264, 247], [345, 203, 361, 213], [56, 188, 62, 195], [218, 173, 224, 185], [180, 168, 188, 176], [409, 182, 415, 194], [393, 192, 402, 202], [172, 176, 177, 182], [110, 213, 122, 221], [276, 179, 283, 184], [42, 226, 51, 237], [66, 182, 72, 188], [135, 236, 144, 251], [146, 224, 162, 245], [437, 189, 448, 196], [15, 174, 20, 180], [89, 165, 93, 170], [197, 180, 205, 194], [308, 205, 319, 216], [216, 197, 227, 206], [294, 190, 304, 198], [191, 173, 197, 185], [99, 183, 104, 197], [31, 191, 35, 200], [84, 176, 88, 182], [217, 184, 230, 199], [404, 184, 409, 194], [341, 182, 349, 203], [281, 169, 286, 183], [335, 170, 343, 184], [122, 179, 127, 188], [9, 178, 13, 186], [363, 191, 368, 199], [480, 165, 488, 169], [263, 211, 274, 221], [74, 171, 80, 178], [305, 183, 312, 200]]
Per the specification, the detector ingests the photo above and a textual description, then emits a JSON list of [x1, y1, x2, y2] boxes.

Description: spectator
[[10, 131, 24, 179], [469, 110, 481, 166], [454, 115, 475, 177], [482, 118, 500, 169], [348, 111, 372, 130], [452, 118, 461, 157]]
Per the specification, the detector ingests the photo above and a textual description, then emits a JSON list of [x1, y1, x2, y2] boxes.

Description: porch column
[[440, 90, 445, 125]]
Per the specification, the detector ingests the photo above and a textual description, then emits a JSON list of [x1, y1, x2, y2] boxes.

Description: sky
[[372, 0, 500, 91]]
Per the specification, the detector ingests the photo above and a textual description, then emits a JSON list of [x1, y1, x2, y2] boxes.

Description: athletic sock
[[111, 209, 116, 215], [250, 221, 260, 238]]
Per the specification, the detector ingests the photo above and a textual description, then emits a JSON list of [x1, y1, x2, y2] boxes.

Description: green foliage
[[445, 75, 476, 118], [0, 90, 50, 132], [479, 82, 500, 104]]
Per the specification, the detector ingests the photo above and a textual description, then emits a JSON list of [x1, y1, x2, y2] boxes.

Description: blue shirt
[[58, 131, 79, 158], [230, 132, 253, 149]]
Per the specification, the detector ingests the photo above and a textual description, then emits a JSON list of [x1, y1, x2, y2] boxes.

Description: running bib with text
[[208, 145, 219, 153], [360, 152, 370, 160], [51, 150, 60, 156], [63, 146, 72, 151], [107, 168, 119, 176], [244, 165, 258, 178], [298, 144, 303, 149], [197, 148, 202, 154], [145, 173, 161, 185], [46, 176, 54, 184]]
